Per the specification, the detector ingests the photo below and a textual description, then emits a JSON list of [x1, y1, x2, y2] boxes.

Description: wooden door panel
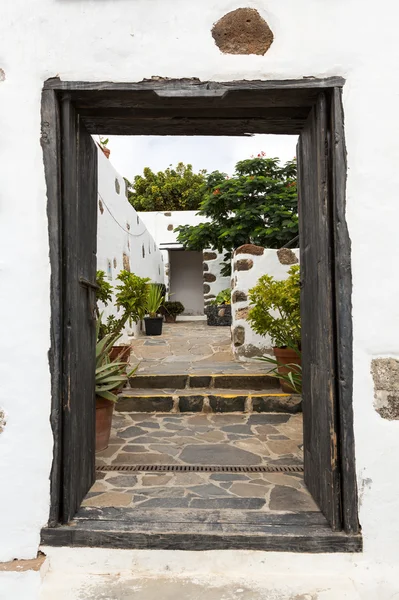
[[61, 99, 97, 523], [297, 92, 341, 531]]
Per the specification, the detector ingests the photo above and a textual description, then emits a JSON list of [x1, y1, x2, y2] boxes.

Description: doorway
[[169, 250, 204, 316], [41, 78, 360, 550]]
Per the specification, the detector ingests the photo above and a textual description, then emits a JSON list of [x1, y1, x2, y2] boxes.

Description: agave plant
[[95, 323, 137, 403]]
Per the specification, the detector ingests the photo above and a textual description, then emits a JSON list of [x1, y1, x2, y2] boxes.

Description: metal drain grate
[[96, 464, 304, 473]]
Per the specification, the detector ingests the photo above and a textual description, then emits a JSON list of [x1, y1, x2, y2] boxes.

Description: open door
[[297, 92, 342, 531], [61, 98, 98, 522]]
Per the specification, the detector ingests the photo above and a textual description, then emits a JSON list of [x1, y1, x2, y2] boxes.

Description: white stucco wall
[[97, 147, 163, 340], [231, 248, 299, 359], [1, 0, 399, 597], [138, 210, 206, 247]]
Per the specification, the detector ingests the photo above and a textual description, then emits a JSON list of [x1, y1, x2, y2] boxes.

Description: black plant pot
[[144, 316, 163, 336]]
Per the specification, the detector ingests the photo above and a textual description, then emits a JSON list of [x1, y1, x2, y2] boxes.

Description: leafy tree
[[175, 154, 298, 275], [125, 162, 207, 211]]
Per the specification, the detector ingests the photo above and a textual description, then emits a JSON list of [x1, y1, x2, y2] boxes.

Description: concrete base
[[39, 548, 399, 600]]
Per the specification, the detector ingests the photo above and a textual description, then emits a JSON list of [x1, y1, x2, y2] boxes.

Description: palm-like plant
[[146, 284, 165, 318]]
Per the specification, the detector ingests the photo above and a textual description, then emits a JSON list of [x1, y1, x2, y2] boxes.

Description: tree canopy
[[125, 162, 207, 212], [175, 154, 298, 275]]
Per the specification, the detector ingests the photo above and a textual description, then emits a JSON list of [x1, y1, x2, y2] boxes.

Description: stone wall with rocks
[[202, 250, 231, 308], [231, 245, 299, 360]]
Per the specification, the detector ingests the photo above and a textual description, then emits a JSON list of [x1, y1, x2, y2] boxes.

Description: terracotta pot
[[164, 314, 176, 323], [273, 347, 301, 393], [95, 397, 114, 452], [109, 344, 130, 363]]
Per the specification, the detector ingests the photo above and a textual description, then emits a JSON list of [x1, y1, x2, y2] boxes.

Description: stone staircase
[[119, 372, 301, 414]]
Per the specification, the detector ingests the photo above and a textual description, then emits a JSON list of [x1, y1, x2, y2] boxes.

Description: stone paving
[[130, 321, 268, 374], [84, 412, 316, 513]]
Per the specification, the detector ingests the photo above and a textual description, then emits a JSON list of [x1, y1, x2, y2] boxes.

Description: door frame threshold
[[40, 508, 362, 553]]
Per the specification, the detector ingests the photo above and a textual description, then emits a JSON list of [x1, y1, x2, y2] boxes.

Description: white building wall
[[97, 147, 164, 340], [1, 0, 399, 597], [231, 247, 299, 360]]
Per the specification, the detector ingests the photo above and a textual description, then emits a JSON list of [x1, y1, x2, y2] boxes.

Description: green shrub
[[160, 301, 185, 317], [248, 265, 300, 348], [211, 289, 231, 306]]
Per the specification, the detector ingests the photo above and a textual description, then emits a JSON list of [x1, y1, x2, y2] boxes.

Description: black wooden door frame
[[41, 77, 359, 534]]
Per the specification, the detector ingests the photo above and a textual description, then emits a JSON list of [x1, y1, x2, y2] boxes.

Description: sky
[[105, 134, 298, 182]]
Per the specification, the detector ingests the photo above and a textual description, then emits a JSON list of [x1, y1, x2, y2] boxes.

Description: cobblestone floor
[[84, 412, 316, 513], [130, 321, 268, 374]]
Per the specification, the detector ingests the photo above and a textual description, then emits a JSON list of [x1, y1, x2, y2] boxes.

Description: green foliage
[[115, 270, 150, 325], [160, 301, 185, 317], [95, 324, 137, 403], [248, 265, 301, 348], [126, 162, 207, 211], [175, 155, 298, 274], [146, 283, 165, 317], [99, 136, 109, 147], [211, 288, 231, 306], [96, 270, 113, 307]]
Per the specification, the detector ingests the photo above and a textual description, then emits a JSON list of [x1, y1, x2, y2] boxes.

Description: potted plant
[[144, 283, 165, 335], [98, 136, 110, 159], [95, 328, 137, 451], [247, 265, 301, 392], [160, 300, 185, 323], [205, 288, 232, 326], [96, 270, 150, 358]]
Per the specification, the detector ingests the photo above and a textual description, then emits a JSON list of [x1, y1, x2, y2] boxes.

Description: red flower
[[213, 189, 221, 195]]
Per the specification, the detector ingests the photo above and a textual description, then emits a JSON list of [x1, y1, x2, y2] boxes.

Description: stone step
[[129, 372, 280, 391], [118, 388, 301, 414]]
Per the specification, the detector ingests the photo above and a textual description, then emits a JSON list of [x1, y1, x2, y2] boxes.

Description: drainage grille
[[96, 464, 303, 473]]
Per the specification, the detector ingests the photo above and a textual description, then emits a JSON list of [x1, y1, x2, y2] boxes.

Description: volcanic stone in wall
[[123, 253, 130, 271], [204, 272, 217, 283], [371, 358, 399, 420], [204, 284, 211, 294], [235, 259, 254, 271], [212, 8, 274, 56], [277, 248, 299, 265], [203, 251, 217, 261], [115, 178, 120, 194], [0, 408, 5, 433], [236, 307, 250, 320], [233, 325, 245, 347], [235, 244, 264, 256], [232, 290, 248, 303], [167, 224, 174, 231], [203, 263, 209, 272]]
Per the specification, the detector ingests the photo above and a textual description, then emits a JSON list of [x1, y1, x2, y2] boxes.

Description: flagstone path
[[84, 412, 316, 513], [130, 321, 268, 374]]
